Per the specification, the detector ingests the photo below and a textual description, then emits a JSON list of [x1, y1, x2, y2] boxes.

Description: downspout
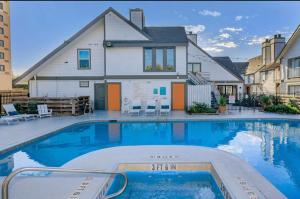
[[34, 75, 38, 97]]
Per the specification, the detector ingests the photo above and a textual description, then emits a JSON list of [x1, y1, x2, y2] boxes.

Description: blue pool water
[[0, 120, 300, 198], [107, 171, 224, 199]]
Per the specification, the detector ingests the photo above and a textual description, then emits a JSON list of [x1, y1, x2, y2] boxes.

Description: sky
[[10, 1, 300, 75]]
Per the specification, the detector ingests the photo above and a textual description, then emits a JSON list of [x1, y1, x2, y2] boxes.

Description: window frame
[[288, 56, 300, 79], [187, 62, 201, 73], [0, 15, 3, 22], [288, 85, 300, 95], [0, 40, 3, 47], [79, 81, 89, 88], [0, 64, 4, 72], [77, 49, 91, 70], [0, 3, 3, 10], [143, 47, 176, 72], [0, 27, 3, 34], [0, 52, 4, 59]]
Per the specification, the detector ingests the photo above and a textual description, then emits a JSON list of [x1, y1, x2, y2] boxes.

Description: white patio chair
[[37, 104, 53, 118], [128, 100, 142, 116], [160, 100, 171, 115], [3, 104, 37, 120], [145, 100, 156, 116]]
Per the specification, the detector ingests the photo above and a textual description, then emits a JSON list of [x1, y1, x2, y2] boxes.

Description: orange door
[[107, 83, 121, 111], [172, 82, 185, 110]]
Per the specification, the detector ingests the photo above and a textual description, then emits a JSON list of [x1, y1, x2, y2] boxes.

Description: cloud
[[173, 10, 189, 21], [247, 35, 271, 45], [185, 25, 206, 34], [215, 41, 238, 48], [198, 9, 221, 17], [220, 27, 243, 33], [219, 33, 231, 39], [203, 47, 224, 53], [235, 16, 243, 21]]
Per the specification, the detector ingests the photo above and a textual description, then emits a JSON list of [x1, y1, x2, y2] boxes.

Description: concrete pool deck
[[1, 108, 300, 154]]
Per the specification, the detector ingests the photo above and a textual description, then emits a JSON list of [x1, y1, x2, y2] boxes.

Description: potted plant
[[218, 96, 227, 113]]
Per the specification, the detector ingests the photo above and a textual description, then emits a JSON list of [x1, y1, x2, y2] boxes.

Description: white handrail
[[1, 167, 128, 199]]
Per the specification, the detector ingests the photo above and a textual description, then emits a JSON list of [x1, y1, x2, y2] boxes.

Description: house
[[244, 34, 286, 95], [244, 55, 263, 95], [276, 25, 300, 95], [15, 7, 244, 111]]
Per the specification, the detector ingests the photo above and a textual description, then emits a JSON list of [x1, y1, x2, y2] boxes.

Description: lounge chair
[[37, 104, 53, 118], [128, 100, 142, 116], [145, 100, 156, 115], [0, 115, 19, 125], [160, 100, 170, 115], [3, 104, 37, 120]]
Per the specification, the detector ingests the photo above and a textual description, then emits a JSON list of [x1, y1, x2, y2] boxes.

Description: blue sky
[[10, 1, 300, 75]]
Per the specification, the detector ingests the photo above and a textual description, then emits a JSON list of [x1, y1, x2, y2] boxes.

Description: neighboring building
[[276, 25, 300, 95], [15, 7, 244, 110], [244, 34, 286, 95], [0, 1, 12, 91], [244, 55, 263, 95]]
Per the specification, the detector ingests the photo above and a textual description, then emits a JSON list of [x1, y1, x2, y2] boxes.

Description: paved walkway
[[1, 109, 300, 154]]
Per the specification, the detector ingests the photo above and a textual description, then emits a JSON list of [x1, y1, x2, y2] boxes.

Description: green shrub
[[269, 95, 282, 105], [265, 104, 300, 114], [288, 99, 299, 109], [27, 101, 38, 114], [188, 103, 217, 113], [259, 95, 272, 108], [218, 96, 227, 106], [13, 103, 26, 114]]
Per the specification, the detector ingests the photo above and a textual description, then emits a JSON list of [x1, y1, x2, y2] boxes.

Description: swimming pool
[[0, 120, 299, 198], [107, 171, 224, 199]]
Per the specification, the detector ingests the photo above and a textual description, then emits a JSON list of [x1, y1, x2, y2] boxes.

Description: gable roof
[[213, 56, 244, 80], [276, 25, 300, 61], [245, 55, 263, 75], [233, 62, 248, 75], [14, 7, 152, 84], [188, 39, 243, 82], [143, 27, 188, 43]]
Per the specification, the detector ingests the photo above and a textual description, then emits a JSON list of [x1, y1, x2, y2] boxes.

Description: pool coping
[[1, 116, 300, 155], [63, 146, 287, 199]]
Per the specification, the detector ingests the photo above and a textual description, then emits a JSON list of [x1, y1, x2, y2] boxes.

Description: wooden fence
[[187, 85, 211, 107], [0, 91, 28, 114], [7, 96, 89, 116]]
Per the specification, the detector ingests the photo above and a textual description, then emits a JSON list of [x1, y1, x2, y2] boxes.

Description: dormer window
[[77, 49, 91, 69]]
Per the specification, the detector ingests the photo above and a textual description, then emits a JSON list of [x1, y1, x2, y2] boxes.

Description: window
[[160, 87, 166, 95], [188, 63, 201, 73], [0, 3, 3, 10], [0, 40, 3, 47], [79, 81, 89, 87], [0, 65, 4, 71], [288, 57, 300, 78], [0, 27, 3, 34], [77, 49, 91, 69], [288, 85, 300, 95], [0, 15, 3, 22], [144, 47, 175, 72], [260, 71, 266, 82], [0, 52, 4, 59]]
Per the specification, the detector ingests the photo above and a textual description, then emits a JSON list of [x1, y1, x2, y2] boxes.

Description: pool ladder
[[1, 167, 128, 199]]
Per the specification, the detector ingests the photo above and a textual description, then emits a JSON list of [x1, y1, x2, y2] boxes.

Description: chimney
[[270, 34, 285, 63], [129, 8, 144, 29], [262, 39, 271, 65], [187, 31, 197, 44]]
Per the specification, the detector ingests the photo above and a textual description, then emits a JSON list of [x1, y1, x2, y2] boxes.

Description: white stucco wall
[[29, 80, 104, 105], [280, 34, 300, 93], [187, 41, 239, 82], [36, 19, 105, 77], [106, 46, 187, 76], [105, 11, 148, 41]]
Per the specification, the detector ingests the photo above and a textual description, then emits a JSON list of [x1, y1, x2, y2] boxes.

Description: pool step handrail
[[1, 167, 128, 199]]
